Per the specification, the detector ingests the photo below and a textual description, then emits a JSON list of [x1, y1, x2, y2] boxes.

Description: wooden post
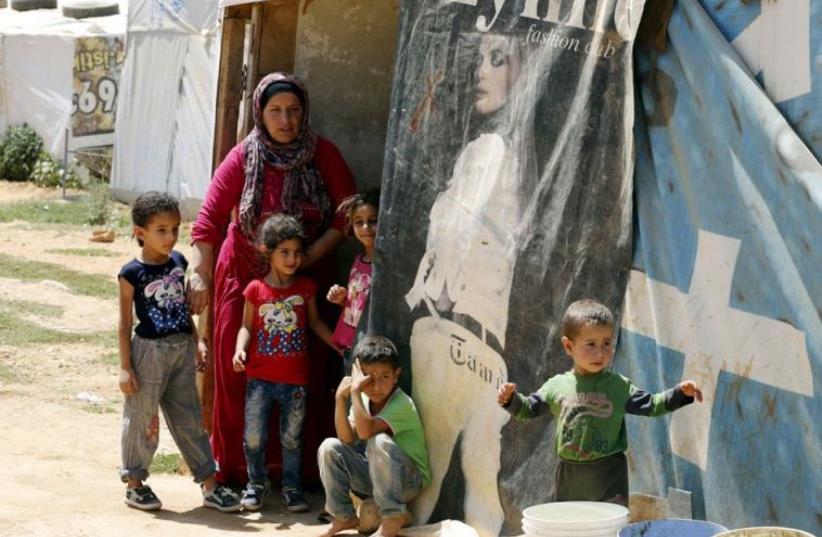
[[212, 12, 247, 171], [637, 0, 676, 52]]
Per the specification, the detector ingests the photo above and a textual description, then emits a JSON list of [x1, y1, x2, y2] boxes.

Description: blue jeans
[[318, 434, 423, 519], [243, 378, 307, 489], [120, 333, 216, 483]]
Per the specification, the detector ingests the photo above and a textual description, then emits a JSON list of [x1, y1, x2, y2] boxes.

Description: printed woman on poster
[[404, 29, 542, 535]]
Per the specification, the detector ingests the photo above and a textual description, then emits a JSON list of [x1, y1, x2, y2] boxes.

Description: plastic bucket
[[618, 519, 728, 537], [522, 502, 629, 536], [714, 528, 816, 537]]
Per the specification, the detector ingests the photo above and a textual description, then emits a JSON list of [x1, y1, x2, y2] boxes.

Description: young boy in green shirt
[[497, 298, 703, 504], [318, 336, 430, 537]]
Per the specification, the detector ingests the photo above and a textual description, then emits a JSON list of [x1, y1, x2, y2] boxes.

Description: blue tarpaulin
[[618, 1, 821, 534]]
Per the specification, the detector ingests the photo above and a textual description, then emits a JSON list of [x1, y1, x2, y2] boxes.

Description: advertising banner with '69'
[[369, 0, 644, 535], [72, 36, 125, 138]]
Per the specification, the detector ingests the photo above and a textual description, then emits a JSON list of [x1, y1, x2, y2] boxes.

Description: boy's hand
[[195, 340, 208, 372], [232, 350, 247, 372], [336, 376, 352, 401], [350, 359, 372, 394], [327, 284, 347, 305], [119, 368, 139, 395], [497, 382, 517, 406], [679, 380, 703, 402]]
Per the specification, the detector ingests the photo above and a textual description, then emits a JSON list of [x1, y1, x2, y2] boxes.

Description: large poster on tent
[[370, 1, 644, 535], [72, 36, 125, 137]]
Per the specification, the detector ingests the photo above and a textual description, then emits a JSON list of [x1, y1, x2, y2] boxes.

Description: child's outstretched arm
[[500, 381, 553, 421], [307, 295, 342, 355], [232, 299, 254, 372], [350, 360, 391, 440], [497, 382, 517, 407], [117, 278, 139, 395], [625, 379, 702, 416], [334, 376, 356, 443], [678, 380, 703, 402]]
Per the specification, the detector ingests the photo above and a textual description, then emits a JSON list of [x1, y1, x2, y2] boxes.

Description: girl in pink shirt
[[327, 189, 380, 372]]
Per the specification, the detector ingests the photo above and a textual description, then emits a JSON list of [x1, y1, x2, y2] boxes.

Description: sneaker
[[125, 485, 162, 511], [202, 485, 242, 513], [282, 487, 309, 512], [240, 482, 269, 511]]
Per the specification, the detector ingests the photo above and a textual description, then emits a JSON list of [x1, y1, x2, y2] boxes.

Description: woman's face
[[262, 91, 303, 144], [474, 34, 522, 116]]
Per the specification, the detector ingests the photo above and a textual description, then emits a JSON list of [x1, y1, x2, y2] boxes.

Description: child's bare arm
[[232, 300, 254, 372], [350, 360, 391, 439], [334, 376, 356, 443], [117, 278, 139, 395], [307, 295, 342, 354]]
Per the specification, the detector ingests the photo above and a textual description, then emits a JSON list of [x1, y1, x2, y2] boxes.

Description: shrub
[[30, 151, 81, 189], [85, 180, 116, 226], [0, 124, 43, 181]]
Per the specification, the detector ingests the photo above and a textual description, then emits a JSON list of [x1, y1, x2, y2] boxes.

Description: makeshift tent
[[110, 0, 219, 216], [620, 1, 820, 533], [0, 5, 126, 155], [369, 1, 820, 536]]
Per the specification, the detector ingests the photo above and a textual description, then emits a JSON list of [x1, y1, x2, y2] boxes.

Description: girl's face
[[351, 203, 378, 250], [474, 34, 522, 116], [135, 211, 180, 260], [269, 238, 304, 279], [262, 92, 303, 145]]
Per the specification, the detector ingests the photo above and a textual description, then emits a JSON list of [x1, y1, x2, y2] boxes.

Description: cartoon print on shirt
[[144, 267, 189, 334], [343, 271, 372, 327], [256, 295, 306, 356], [144, 267, 185, 308], [557, 392, 614, 460]]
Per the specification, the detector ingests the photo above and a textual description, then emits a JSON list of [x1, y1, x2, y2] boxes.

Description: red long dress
[[192, 138, 356, 486]]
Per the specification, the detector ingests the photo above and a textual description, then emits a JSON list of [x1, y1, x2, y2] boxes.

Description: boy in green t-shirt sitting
[[319, 336, 430, 537], [497, 298, 703, 505]]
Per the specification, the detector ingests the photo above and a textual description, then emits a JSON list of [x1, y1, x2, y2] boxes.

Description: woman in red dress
[[188, 72, 356, 486]]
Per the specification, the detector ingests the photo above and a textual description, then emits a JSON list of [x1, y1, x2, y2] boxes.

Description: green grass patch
[[0, 198, 90, 225], [0, 299, 116, 347], [46, 247, 119, 258], [150, 452, 184, 475], [0, 362, 16, 383], [101, 351, 120, 367], [0, 196, 130, 230], [82, 404, 118, 415], [0, 253, 116, 299]]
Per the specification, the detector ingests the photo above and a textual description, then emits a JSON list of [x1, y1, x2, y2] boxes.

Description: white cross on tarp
[[622, 230, 814, 470], [732, 0, 811, 103]]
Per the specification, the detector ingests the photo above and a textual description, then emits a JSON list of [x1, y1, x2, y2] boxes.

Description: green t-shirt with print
[[356, 388, 431, 486], [506, 370, 693, 462]]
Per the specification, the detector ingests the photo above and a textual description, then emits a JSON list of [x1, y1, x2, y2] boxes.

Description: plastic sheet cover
[[369, 1, 644, 535], [111, 0, 219, 213], [619, 2, 821, 535]]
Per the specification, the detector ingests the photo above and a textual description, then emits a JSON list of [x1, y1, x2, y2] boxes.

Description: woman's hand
[[327, 284, 347, 305], [195, 339, 208, 372], [679, 380, 703, 402], [119, 368, 139, 395], [232, 350, 247, 372], [187, 272, 210, 315]]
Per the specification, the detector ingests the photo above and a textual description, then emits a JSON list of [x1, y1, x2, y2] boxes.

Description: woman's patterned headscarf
[[238, 72, 332, 239]]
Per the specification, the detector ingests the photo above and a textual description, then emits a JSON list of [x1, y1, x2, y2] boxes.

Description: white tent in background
[[111, 0, 220, 216], [0, 6, 126, 155]]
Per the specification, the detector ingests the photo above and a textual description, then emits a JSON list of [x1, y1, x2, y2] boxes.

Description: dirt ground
[[0, 183, 334, 537]]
